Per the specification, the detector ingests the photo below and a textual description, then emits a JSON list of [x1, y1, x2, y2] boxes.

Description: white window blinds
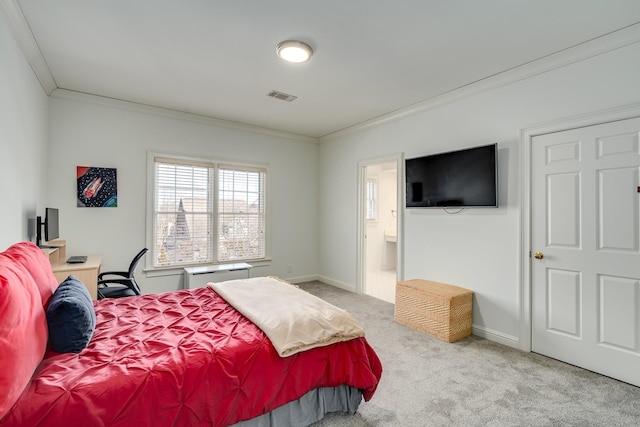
[[154, 160, 215, 267], [218, 165, 267, 262], [152, 157, 267, 268], [366, 178, 378, 221]]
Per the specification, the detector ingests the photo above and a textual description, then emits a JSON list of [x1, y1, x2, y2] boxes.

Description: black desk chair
[[97, 248, 148, 299]]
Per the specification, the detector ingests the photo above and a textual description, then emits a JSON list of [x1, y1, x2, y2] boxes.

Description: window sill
[[144, 258, 272, 278]]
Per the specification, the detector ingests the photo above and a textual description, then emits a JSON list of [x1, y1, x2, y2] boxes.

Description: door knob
[[534, 251, 544, 260]]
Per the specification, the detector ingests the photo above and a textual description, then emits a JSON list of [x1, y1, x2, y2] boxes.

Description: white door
[[531, 117, 640, 386]]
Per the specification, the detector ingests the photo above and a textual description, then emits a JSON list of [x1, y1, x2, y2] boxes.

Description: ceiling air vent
[[267, 90, 297, 102]]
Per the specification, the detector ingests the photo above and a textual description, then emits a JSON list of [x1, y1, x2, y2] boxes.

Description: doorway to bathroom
[[357, 155, 402, 303]]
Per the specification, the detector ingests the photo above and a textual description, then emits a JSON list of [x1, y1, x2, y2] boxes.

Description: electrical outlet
[[287, 265, 293, 273]]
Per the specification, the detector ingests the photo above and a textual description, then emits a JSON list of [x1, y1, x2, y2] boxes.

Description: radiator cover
[[183, 263, 252, 289]]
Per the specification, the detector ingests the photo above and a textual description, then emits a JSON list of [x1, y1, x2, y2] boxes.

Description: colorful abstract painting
[[77, 166, 118, 207]]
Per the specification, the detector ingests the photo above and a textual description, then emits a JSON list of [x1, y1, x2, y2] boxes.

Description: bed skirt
[[232, 385, 363, 427]]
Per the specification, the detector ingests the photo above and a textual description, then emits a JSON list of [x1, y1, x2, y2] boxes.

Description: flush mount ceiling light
[[276, 40, 313, 63]]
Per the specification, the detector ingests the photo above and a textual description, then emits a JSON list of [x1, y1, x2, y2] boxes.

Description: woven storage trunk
[[394, 279, 473, 343]]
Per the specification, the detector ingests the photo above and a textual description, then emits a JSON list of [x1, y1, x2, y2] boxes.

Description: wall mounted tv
[[405, 143, 497, 208]]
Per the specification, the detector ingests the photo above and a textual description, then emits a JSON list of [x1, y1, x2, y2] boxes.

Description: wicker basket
[[394, 279, 473, 343]]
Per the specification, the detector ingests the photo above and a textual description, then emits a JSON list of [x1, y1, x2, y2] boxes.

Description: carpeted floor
[[297, 281, 640, 427]]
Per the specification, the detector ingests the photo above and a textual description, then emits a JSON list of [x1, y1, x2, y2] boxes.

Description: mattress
[[1, 287, 382, 426]]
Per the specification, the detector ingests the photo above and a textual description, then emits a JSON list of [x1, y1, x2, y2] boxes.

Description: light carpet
[[296, 281, 640, 427]]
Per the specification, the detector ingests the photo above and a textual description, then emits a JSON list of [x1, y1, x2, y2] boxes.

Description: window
[[151, 155, 267, 268], [366, 178, 378, 221], [218, 165, 266, 262]]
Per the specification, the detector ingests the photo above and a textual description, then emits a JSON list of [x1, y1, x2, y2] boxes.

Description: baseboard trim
[[285, 274, 320, 284], [316, 276, 357, 293], [472, 325, 521, 350]]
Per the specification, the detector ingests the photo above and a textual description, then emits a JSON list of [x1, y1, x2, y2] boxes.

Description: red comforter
[[2, 287, 382, 426]]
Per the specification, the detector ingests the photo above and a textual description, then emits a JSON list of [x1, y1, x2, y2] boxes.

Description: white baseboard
[[284, 274, 320, 284], [316, 276, 357, 293], [472, 325, 521, 350]]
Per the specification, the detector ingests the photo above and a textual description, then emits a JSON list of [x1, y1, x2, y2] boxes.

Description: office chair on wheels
[[97, 248, 148, 299]]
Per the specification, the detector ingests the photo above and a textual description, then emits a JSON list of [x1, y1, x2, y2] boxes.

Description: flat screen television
[[36, 207, 60, 247], [405, 143, 497, 208]]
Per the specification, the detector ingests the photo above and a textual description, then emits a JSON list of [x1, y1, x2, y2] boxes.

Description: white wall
[[0, 15, 49, 250], [47, 92, 319, 293], [4, 6, 640, 349], [318, 42, 640, 348]]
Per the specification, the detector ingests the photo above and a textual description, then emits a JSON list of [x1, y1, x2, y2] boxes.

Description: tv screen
[[405, 143, 497, 208]]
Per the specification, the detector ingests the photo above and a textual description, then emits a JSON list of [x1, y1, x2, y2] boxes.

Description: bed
[[0, 242, 382, 426]]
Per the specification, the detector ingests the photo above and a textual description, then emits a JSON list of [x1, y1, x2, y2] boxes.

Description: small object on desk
[[67, 256, 88, 264]]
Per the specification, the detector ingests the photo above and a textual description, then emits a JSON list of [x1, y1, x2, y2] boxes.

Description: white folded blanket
[[210, 277, 365, 357]]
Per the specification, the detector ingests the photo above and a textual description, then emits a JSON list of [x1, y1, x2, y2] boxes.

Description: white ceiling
[[11, 0, 640, 138]]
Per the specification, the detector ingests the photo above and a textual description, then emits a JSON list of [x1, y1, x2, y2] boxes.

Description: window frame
[[366, 177, 378, 222], [146, 152, 269, 272], [217, 163, 267, 263]]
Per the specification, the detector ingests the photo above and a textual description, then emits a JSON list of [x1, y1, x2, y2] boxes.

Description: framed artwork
[[77, 166, 118, 207]]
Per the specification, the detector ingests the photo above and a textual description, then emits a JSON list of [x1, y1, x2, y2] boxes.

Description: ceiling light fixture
[[276, 40, 313, 63]]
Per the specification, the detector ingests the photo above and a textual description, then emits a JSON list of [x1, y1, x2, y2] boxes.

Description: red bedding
[[1, 287, 382, 426]]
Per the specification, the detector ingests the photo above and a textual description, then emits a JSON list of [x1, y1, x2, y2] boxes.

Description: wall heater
[[183, 262, 252, 289]]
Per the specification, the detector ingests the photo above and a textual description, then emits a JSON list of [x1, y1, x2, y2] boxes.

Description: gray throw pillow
[[46, 275, 96, 353]]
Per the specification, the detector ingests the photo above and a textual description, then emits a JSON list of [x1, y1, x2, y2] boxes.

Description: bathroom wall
[[365, 163, 398, 301]]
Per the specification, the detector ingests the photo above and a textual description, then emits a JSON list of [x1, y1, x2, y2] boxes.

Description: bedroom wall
[[0, 15, 49, 250], [318, 41, 640, 348], [46, 91, 319, 294]]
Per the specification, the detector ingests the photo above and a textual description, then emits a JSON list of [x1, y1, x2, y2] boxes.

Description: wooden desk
[[42, 240, 102, 300], [51, 255, 103, 300]]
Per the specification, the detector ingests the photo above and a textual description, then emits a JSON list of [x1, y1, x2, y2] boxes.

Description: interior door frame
[[520, 102, 640, 352], [356, 153, 404, 296]]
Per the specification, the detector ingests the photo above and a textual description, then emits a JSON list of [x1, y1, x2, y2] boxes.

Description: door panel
[[547, 268, 581, 337], [598, 275, 638, 351], [532, 117, 640, 387], [547, 172, 581, 247], [598, 167, 639, 251]]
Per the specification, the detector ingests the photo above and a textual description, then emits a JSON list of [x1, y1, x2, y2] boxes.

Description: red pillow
[[5, 242, 59, 308], [0, 252, 49, 420]]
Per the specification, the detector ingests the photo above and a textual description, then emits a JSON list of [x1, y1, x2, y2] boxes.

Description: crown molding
[[51, 89, 319, 144], [4, 0, 639, 143], [319, 22, 640, 143], [0, 0, 56, 94]]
